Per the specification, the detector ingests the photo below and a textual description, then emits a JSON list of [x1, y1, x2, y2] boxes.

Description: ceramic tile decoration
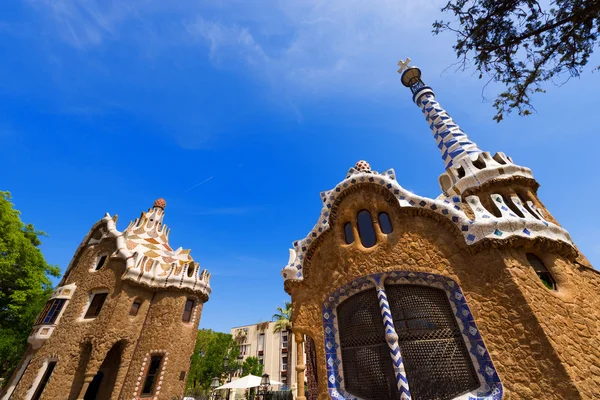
[[282, 163, 572, 282], [67, 199, 211, 297], [322, 272, 502, 400]]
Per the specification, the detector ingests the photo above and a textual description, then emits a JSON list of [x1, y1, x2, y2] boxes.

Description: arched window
[[378, 212, 393, 234], [356, 210, 377, 248], [129, 299, 142, 316], [95, 255, 107, 271], [526, 253, 556, 290], [343, 222, 354, 244], [187, 264, 195, 278]]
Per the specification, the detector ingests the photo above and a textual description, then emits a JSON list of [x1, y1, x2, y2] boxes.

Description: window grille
[[386, 285, 479, 400], [337, 288, 399, 400]]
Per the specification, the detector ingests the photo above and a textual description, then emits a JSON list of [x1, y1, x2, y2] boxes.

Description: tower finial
[[153, 198, 166, 209], [398, 58, 482, 170]]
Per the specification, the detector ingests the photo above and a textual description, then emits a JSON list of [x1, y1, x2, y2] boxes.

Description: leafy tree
[[240, 356, 263, 377], [186, 329, 240, 393], [433, 0, 600, 121], [272, 301, 292, 333], [0, 191, 59, 381], [272, 301, 292, 391]]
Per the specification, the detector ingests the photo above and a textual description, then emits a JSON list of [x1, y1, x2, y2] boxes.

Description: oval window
[[357, 210, 377, 248], [378, 212, 393, 234], [343, 222, 354, 244]]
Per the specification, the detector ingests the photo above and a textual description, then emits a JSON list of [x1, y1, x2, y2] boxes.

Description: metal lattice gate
[[338, 288, 400, 400], [387, 285, 479, 400], [337, 284, 479, 400]]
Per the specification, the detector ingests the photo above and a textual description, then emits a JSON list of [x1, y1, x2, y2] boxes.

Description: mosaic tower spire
[[398, 58, 482, 169], [397, 58, 535, 196]]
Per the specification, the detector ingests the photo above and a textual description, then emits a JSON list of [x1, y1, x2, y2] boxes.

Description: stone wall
[[290, 186, 600, 399]]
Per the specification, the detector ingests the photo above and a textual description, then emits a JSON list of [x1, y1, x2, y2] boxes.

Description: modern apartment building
[[229, 322, 303, 398]]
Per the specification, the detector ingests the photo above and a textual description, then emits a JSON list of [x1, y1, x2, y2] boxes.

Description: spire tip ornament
[[397, 57, 412, 74]]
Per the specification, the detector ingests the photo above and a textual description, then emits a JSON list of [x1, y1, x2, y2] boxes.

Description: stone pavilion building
[[1, 199, 211, 400], [282, 62, 600, 399]]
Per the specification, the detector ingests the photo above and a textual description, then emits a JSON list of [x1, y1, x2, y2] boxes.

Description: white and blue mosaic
[[282, 165, 573, 282]]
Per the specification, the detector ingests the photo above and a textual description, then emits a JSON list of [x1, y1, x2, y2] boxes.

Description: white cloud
[[24, 0, 457, 97]]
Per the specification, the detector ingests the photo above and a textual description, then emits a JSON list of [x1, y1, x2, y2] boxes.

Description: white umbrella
[[216, 374, 283, 390]]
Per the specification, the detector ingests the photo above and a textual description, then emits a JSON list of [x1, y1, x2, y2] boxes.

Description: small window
[[36, 299, 67, 325], [32, 361, 57, 400], [141, 355, 163, 397], [129, 299, 142, 316], [526, 253, 557, 290], [95, 255, 107, 271], [378, 212, 393, 234], [182, 298, 195, 323], [84, 293, 108, 319], [356, 210, 377, 248], [187, 264, 195, 278], [343, 222, 354, 244]]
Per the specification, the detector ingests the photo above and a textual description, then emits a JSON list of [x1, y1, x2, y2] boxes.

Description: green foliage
[[433, 0, 600, 121], [186, 329, 240, 393], [0, 191, 59, 380], [272, 301, 292, 333], [240, 356, 263, 377]]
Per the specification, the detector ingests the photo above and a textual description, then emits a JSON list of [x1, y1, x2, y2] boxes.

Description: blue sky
[[1, 1, 599, 334]]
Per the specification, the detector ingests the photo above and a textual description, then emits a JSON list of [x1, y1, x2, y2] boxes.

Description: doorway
[[83, 341, 125, 400]]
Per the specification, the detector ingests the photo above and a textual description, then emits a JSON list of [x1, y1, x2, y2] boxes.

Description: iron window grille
[[325, 272, 501, 400]]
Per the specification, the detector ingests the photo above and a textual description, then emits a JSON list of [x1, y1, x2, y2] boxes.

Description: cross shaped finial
[[397, 57, 412, 74]]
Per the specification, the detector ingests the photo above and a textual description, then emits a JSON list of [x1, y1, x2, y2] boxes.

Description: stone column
[[76, 372, 96, 400], [294, 333, 306, 400]]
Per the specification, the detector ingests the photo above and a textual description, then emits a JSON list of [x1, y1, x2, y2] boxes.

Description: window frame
[[92, 253, 108, 272], [356, 210, 377, 248], [35, 298, 67, 325], [83, 291, 109, 320], [129, 298, 143, 316], [182, 298, 196, 323], [526, 253, 557, 291], [322, 271, 502, 400], [29, 359, 58, 400], [140, 354, 164, 398], [343, 222, 355, 244], [377, 211, 393, 234]]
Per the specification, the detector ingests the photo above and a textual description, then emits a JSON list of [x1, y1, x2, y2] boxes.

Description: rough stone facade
[[288, 187, 600, 399], [283, 64, 600, 400], [1, 200, 210, 400]]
